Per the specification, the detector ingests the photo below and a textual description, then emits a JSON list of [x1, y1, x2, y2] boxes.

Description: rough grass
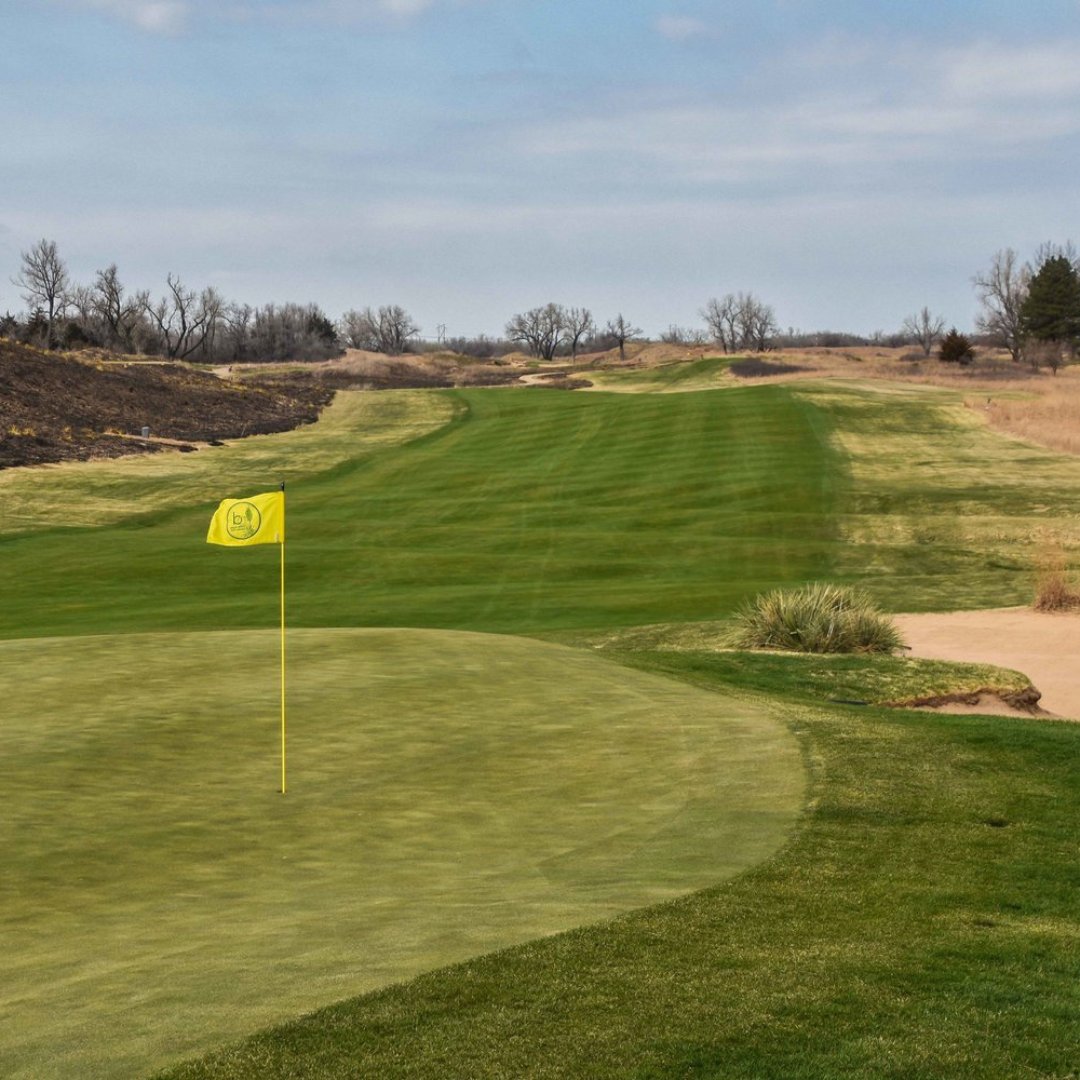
[[973, 367, 1080, 457], [1033, 542, 1080, 611], [584, 355, 739, 392], [794, 380, 1080, 611], [0, 389, 456, 534], [730, 582, 905, 653], [0, 628, 802, 1079]]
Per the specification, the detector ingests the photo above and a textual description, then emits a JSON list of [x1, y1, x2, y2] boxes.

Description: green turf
[[4, 381, 1079, 645], [0, 628, 802, 1080], [0, 385, 844, 639], [0, 389, 455, 534], [604, 645, 1034, 709], [154, 652, 1080, 1080], [6, 376, 1080, 1078]]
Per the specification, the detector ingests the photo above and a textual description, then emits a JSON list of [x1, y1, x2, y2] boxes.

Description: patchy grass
[[584, 355, 739, 392], [793, 380, 1080, 611], [616, 648, 1034, 711]]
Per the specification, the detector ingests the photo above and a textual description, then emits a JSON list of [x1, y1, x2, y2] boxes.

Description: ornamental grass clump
[[732, 582, 906, 654]]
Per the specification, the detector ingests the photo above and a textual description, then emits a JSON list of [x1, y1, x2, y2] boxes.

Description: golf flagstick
[[280, 481, 286, 795]]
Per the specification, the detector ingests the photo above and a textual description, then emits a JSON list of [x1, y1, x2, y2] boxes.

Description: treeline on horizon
[[2, 239, 1078, 369]]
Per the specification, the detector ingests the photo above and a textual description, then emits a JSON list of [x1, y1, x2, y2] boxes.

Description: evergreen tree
[[1020, 255, 1080, 348], [938, 328, 974, 365]]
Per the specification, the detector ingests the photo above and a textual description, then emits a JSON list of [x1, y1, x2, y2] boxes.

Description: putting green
[[1, 628, 804, 1079]]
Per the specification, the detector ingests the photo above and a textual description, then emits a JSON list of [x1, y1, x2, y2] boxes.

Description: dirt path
[[895, 608, 1080, 720]]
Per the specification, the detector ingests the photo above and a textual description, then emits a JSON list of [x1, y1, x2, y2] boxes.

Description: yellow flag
[[207, 490, 285, 547]]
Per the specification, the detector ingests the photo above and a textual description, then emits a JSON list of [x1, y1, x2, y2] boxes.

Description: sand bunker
[[895, 608, 1080, 720]]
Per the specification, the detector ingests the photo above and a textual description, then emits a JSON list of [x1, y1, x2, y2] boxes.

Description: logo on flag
[[227, 501, 262, 541]]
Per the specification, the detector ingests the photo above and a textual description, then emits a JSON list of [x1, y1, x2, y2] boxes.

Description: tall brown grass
[[1033, 541, 1080, 611], [977, 376, 1080, 457]]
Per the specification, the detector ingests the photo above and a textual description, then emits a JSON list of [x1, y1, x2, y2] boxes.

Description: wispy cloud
[[654, 14, 712, 43], [77, 0, 191, 34], [942, 40, 1080, 102], [513, 35, 1080, 186], [60, 0, 464, 33]]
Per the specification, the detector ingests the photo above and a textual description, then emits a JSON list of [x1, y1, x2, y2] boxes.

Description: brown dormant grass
[[767, 348, 1080, 459], [1033, 540, 1080, 611], [975, 372, 1080, 457]]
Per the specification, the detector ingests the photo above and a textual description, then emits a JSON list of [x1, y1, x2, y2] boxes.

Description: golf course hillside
[[2, 369, 1078, 1078]]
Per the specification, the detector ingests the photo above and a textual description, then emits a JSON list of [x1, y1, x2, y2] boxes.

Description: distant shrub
[[731, 583, 906, 654], [939, 328, 975, 365]]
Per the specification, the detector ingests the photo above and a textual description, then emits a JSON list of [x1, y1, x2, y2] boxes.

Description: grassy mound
[[731, 582, 906, 653], [0, 628, 802, 1079]]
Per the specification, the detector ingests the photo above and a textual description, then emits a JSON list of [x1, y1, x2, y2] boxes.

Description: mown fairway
[[0, 385, 842, 638], [2, 377, 1079, 1078]]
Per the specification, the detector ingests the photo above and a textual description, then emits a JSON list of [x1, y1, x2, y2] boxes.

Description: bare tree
[[702, 292, 777, 352], [376, 304, 420, 355], [902, 307, 946, 356], [563, 306, 594, 360], [701, 295, 741, 353], [973, 249, 1030, 363], [1031, 240, 1078, 272], [91, 264, 142, 351], [221, 302, 253, 362], [141, 274, 222, 359], [505, 303, 567, 361], [660, 325, 708, 346], [12, 239, 69, 347], [339, 305, 418, 355], [605, 313, 642, 361], [339, 308, 377, 350], [738, 294, 778, 352]]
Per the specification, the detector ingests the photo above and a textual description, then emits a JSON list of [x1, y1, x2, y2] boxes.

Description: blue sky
[[2, 0, 1078, 338]]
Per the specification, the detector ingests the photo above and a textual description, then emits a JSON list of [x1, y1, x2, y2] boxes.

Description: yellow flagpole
[[280, 483, 287, 795]]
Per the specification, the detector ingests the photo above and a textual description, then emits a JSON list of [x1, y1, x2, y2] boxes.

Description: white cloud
[[79, 0, 190, 33], [61, 0, 464, 32], [942, 40, 1080, 102], [654, 14, 711, 43]]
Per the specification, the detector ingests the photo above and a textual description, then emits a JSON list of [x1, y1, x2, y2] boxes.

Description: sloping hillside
[[0, 340, 331, 468]]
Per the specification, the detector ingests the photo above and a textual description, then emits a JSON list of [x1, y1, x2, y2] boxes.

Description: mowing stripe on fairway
[[0, 627, 804, 1079], [0, 386, 843, 639]]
